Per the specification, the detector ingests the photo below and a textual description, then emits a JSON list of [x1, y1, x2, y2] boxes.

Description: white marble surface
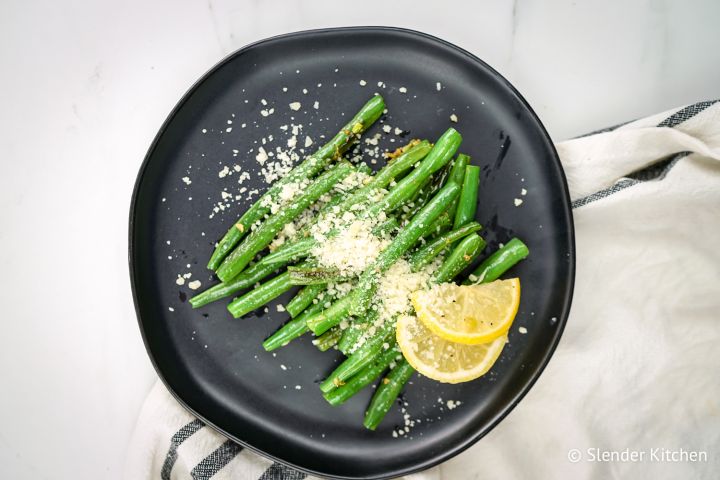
[[0, 0, 718, 478]]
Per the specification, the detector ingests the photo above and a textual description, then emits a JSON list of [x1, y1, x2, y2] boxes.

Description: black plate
[[130, 27, 574, 479]]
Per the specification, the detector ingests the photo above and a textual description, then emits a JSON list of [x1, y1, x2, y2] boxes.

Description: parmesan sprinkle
[[446, 400, 462, 410], [255, 147, 268, 165], [312, 218, 389, 277], [289, 102, 301, 111], [375, 260, 434, 324]]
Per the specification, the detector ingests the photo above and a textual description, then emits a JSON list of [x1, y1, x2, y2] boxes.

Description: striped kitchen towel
[[125, 100, 720, 479]]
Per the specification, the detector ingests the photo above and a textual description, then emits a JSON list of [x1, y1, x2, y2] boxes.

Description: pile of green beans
[[188, 95, 531, 430], [206, 95, 386, 270]]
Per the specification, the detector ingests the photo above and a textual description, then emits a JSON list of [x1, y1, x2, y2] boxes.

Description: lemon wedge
[[396, 314, 507, 383], [410, 279, 520, 345]]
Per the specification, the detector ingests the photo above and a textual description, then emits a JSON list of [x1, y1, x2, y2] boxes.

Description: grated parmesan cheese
[[311, 218, 389, 277], [256, 147, 269, 165], [375, 260, 434, 324]]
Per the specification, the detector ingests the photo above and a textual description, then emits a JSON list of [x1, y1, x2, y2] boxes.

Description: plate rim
[[129, 25, 576, 480]]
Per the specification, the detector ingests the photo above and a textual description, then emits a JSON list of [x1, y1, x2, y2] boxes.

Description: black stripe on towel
[[190, 440, 243, 480], [571, 178, 638, 209], [626, 152, 690, 182], [161, 419, 205, 480], [257, 462, 308, 480], [572, 151, 690, 209], [657, 100, 718, 128]]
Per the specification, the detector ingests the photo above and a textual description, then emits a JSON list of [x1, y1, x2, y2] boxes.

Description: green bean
[[363, 358, 415, 430], [217, 162, 354, 282], [448, 154, 470, 195], [430, 161, 452, 193], [305, 295, 353, 336], [319, 323, 395, 393], [423, 154, 470, 237], [433, 234, 485, 282], [404, 175, 432, 205], [289, 160, 366, 235], [374, 216, 400, 236], [334, 140, 432, 214], [453, 165, 480, 229], [227, 271, 294, 319], [313, 328, 342, 352], [397, 165, 448, 225], [464, 238, 530, 284], [337, 324, 365, 355], [367, 129, 461, 216], [207, 95, 386, 270], [423, 211, 452, 238], [357, 163, 373, 175], [312, 191, 345, 219], [306, 182, 459, 335], [288, 266, 345, 285], [262, 301, 323, 351], [188, 261, 278, 309], [259, 237, 316, 266], [409, 221, 482, 272], [323, 345, 401, 406], [286, 283, 326, 318], [338, 308, 379, 355]]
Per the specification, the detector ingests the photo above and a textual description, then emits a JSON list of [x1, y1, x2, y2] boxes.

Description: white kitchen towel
[[125, 100, 720, 480]]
